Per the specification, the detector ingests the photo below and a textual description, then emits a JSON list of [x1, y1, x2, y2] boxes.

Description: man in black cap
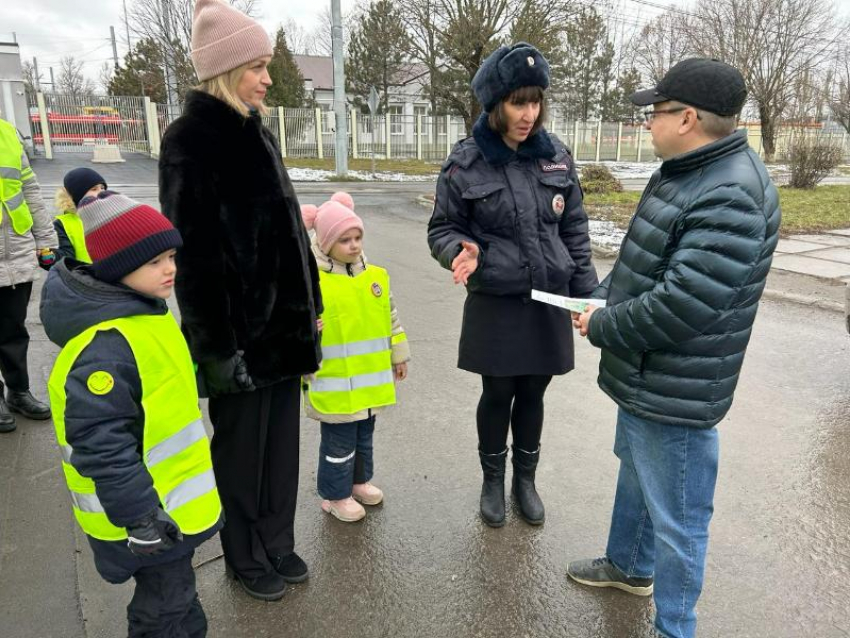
[[566, 59, 781, 638]]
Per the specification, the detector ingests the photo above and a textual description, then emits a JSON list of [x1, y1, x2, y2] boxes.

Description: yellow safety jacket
[[307, 265, 406, 415], [0, 119, 34, 235], [55, 212, 92, 263], [48, 312, 221, 541]]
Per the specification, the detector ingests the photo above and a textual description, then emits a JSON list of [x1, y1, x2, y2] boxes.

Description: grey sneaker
[[567, 556, 654, 596]]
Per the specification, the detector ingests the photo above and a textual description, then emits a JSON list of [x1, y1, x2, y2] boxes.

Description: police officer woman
[[427, 43, 598, 528], [158, 0, 322, 601]]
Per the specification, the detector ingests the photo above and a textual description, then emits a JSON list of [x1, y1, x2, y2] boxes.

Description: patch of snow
[[577, 160, 660, 179], [588, 220, 626, 250], [288, 167, 436, 182]]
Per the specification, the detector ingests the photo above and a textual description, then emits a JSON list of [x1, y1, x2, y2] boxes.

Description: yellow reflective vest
[[55, 212, 92, 263], [307, 265, 406, 415], [0, 119, 34, 235], [48, 312, 221, 541]]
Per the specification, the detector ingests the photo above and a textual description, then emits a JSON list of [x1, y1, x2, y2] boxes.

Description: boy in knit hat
[[53, 167, 107, 262], [40, 190, 222, 637], [301, 195, 411, 522]]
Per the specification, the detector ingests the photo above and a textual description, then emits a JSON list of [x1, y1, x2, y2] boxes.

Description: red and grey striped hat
[[77, 190, 183, 283]]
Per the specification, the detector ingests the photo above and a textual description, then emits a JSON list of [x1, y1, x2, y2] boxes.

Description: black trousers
[[127, 552, 206, 638], [0, 282, 33, 392], [208, 378, 301, 579], [476, 375, 552, 454]]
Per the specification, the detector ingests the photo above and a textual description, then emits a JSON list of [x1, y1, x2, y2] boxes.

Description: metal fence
[[28, 93, 149, 156], [26, 92, 850, 165]]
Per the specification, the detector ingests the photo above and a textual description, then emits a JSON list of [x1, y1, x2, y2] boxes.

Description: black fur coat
[[159, 90, 322, 387]]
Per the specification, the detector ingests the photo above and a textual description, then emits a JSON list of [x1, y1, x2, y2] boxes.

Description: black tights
[[476, 375, 552, 454]]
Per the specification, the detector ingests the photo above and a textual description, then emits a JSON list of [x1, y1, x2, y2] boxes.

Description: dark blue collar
[[472, 112, 556, 167]]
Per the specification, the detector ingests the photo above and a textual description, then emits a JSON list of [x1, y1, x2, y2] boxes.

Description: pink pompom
[[301, 204, 319, 230], [330, 191, 355, 211]]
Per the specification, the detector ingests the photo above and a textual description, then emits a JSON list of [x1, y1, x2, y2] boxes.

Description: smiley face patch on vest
[[371, 282, 383, 297], [552, 194, 566, 217], [87, 371, 115, 396]]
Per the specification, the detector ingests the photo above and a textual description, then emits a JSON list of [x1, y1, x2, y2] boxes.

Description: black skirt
[[458, 292, 575, 377]]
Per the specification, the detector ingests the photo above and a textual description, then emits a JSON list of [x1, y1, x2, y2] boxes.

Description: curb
[[760, 288, 843, 313]]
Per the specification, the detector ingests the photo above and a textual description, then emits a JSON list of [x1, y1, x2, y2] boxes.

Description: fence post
[[143, 97, 161, 159], [416, 114, 423, 160], [36, 92, 52, 160], [573, 121, 580, 160], [637, 126, 643, 162], [615, 123, 623, 162], [385, 115, 391, 159], [446, 115, 452, 158], [277, 107, 287, 159], [350, 109, 358, 159], [595, 121, 602, 162], [315, 108, 324, 160]]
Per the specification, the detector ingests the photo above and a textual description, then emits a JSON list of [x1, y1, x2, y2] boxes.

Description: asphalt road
[[1, 186, 848, 637]]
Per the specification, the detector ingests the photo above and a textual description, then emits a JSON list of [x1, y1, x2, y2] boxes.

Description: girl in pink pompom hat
[[302, 192, 411, 523]]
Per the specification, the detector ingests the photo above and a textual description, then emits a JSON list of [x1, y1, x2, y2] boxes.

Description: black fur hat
[[472, 42, 550, 113]]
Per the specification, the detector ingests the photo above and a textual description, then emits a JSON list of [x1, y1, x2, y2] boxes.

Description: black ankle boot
[[511, 445, 544, 525], [479, 447, 507, 527], [6, 390, 51, 421], [0, 387, 15, 433]]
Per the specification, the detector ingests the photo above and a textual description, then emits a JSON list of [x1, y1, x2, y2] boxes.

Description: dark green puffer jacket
[[588, 131, 781, 428]]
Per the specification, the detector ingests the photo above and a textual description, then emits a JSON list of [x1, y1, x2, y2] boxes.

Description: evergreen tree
[[108, 38, 166, 101], [345, 0, 410, 113], [561, 7, 614, 121], [266, 28, 306, 108]]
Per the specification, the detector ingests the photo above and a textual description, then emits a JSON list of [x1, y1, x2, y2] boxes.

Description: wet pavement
[[2, 176, 850, 637]]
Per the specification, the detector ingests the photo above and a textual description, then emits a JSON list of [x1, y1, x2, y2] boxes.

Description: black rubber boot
[[479, 447, 507, 528], [511, 445, 545, 525]]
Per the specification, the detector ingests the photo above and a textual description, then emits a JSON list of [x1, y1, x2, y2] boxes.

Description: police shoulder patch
[[87, 371, 114, 396]]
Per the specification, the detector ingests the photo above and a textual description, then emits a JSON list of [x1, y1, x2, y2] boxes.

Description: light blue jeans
[[605, 408, 719, 638]]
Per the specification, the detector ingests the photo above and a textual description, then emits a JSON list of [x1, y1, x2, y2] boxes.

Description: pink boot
[[352, 482, 384, 506], [321, 497, 365, 522]]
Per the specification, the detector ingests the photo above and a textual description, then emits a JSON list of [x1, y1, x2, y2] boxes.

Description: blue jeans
[[317, 415, 376, 500], [605, 408, 719, 638]]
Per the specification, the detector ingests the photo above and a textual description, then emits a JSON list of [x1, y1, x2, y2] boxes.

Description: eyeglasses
[[641, 107, 702, 123]]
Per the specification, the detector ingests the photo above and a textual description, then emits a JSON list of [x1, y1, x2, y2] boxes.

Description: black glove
[[199, 351, 256, 397], [126, 508, 183, 556]]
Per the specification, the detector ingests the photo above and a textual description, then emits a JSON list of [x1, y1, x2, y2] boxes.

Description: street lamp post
[[331, 0, 348, 176]]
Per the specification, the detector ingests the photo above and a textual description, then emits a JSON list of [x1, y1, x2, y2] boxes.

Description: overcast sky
[[5, 0, 850, 88]]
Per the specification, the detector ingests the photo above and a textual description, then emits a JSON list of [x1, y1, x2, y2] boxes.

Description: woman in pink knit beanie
[[158, 0, 323, 603]]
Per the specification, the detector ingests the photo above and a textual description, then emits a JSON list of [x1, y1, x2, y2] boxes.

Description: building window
[[388, 106, 403, 135]]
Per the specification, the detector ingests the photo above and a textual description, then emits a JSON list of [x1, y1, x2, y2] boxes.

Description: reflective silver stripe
[[164, 468, 216, 511], [0, 167, 21, 180], [310, 369, 394, 393], [60, 445, 73, 464], [70, 491, 105, 513], [146, 419, 207, 468], [325, 451, 355, 464], [5, 191, 24, 210], [322, 337, 391, 361]]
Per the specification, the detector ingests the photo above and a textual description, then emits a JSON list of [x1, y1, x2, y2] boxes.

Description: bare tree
[[830, 46, 850, 133], [628, 9, 690, 84], [57, 56, 97, 99], [684, 0, 848, 161], [279, 17, 314, 55], [21, 61, 40, 95], [398, 0, 442, 117], [127, 0, 259, 94], [98, 62, 115, 94]]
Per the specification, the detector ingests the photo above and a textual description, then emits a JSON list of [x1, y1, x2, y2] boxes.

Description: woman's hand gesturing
[[451, 241, 480, 285]]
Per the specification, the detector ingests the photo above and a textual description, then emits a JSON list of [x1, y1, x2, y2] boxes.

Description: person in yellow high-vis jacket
[[302, 194, 411, 523], [53, 167, 107, 263], [40, 191, 222, 637], [0, 116, 58, 432]]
